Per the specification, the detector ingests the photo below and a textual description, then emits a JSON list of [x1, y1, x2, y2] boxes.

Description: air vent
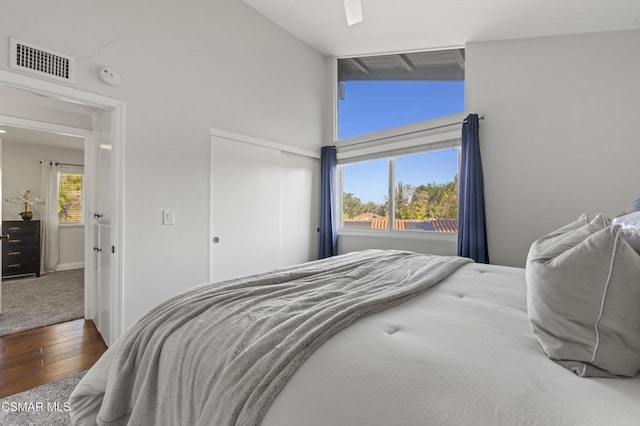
[[9, 38, 75, 84]]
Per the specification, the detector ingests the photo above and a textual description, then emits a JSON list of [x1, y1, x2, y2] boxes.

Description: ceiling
[[0, 85, 98, 118], [0, 125, 84, 150], [0, 84, 95, 150], [243, 0, 640, 56]]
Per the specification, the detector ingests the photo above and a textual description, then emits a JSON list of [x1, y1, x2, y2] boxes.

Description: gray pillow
[[526, 214, 640, 377]]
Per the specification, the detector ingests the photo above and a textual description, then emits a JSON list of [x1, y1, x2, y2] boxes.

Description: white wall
[[339, 234, 456, 257], [466, 29, 640, 267], [0, 0, 328, 329], [2, 141, 85, 268]]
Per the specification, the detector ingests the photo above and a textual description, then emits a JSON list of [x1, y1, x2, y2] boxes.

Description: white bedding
[[72, 255, 640, 425], [70, 250, 469, 425], [263, 263, 640, 426]]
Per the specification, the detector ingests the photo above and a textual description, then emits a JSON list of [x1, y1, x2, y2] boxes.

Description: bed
[[70, 241, 640, 425]]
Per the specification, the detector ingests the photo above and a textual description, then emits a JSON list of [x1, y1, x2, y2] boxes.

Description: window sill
[[59, 223, 85, 229], [338, 228, 457, 242]]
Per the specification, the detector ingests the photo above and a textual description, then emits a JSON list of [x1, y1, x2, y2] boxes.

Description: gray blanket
[[70, 250, 471, 426]]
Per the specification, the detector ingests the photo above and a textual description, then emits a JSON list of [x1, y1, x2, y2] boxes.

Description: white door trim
[[0, 114, 94, 319], [0, 116, 93, 138], [0, 70, 126, 343], [0, 136, 2, 314], [0, 70, 122, 108]]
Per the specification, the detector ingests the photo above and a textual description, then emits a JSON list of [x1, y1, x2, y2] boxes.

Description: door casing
[[0, 70, 125, 344]]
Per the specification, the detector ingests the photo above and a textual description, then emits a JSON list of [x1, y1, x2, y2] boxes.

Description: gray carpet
[[0, 269, 84, 336], [0, 371, 85, 426]]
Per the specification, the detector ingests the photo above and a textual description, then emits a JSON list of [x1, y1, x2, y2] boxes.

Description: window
[[336, 47, 464, 236], [342, 158, 389, 229], [340, 145, 459, 233], [393, 149, 459, 231], [337, 48, 465, 140], [58, 170, 84, 225]]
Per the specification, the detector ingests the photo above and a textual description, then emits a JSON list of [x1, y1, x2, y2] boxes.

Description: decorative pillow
[[612, 198, 640, 253], [620, 197, 640, 215], [526, 213, 640, 377], [524, 213, 590, 258]]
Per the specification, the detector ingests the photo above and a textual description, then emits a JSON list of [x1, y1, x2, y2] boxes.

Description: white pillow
[[612, 210, 640, 253], [526, 214, 640, 377]]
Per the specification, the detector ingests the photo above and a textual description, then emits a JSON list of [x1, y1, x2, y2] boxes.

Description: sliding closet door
[[210, 136, 281, 282], [280, 152, 320, 265]]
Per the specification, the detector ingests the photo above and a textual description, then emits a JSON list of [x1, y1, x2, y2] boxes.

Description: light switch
[[163, 210, 175, 225]]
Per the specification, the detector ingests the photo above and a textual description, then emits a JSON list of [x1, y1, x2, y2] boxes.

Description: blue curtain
[[457, 114, 490, 264], [319, 146, 338, 258]]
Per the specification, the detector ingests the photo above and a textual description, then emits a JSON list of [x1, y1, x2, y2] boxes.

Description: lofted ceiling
[[243, 0, 640, 56]]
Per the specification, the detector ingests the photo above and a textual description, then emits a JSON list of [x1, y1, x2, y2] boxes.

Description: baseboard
[[56, 261, 85, 271]]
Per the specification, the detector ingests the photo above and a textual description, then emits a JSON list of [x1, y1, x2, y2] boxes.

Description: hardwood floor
[[0, 319, 107, 398]]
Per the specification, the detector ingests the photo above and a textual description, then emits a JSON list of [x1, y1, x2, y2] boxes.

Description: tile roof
[[430, 219, 458, 233], [343, 217, 458, 233]]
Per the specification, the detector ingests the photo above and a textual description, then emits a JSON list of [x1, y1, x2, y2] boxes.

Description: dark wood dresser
[[2, 220, 41, 278]]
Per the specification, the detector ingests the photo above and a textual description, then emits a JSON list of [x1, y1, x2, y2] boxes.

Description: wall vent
[[9, 38, 75, 84]]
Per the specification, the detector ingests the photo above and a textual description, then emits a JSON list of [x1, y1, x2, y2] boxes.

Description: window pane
[[58, 173, 84, 224], [338, 81, 465, 140], [342, 159, 389, 230], [337, 49, 465, 140], [394, 149, 458, 232]]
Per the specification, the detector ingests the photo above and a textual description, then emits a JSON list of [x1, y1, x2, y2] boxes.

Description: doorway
[[0, 124, 86, 335], [0, 69, 125, 345]]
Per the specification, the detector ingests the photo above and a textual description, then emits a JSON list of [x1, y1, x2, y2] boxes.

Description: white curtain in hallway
[[40, 160, 60, 273]]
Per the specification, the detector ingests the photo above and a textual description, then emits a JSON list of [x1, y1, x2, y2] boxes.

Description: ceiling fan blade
[[343, 0, 363, 26]]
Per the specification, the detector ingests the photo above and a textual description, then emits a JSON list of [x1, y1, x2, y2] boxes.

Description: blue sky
[[339, 81, 464, 204], [338, 81, 464, 140]]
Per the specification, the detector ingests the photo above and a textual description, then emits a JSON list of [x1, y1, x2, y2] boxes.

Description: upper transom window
[[337, 48, 465, 140]]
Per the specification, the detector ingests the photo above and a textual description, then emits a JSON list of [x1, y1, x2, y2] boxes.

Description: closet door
[[210, 136, 281, 282], [280, 152, 320, 265], [93, 223, 111, 342], [88, 109, 114, 345]]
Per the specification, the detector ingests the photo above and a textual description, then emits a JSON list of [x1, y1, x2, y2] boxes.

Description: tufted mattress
[[263, 262, 640, 426], [72, 253, 640, 425]]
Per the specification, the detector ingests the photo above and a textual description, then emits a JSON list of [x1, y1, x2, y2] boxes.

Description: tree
[[400, 177, 458, 221], [343, 176, 458, 224], [342, 192, 363, 219], [343, 192, 389, 219], [410, 186, 431, 220], [418, 177, 458, 220], [58, 173, 83, 223], [395, 182, 416, 219]]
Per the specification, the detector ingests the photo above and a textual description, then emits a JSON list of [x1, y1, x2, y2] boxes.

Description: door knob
[[212, 237, 220, 243], [0, 234, 10, 240]]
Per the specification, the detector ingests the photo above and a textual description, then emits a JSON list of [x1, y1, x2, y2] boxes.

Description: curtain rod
[[39, 161, 84, 167], [338, 115, 485, 148]]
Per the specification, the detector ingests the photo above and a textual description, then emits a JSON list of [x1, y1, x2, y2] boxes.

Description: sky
[[339, 81, 464, 204]]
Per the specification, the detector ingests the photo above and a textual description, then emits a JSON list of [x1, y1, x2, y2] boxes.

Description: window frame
[[333, 50, 466, 242], [57, 165, 85, 228], [336, 114, 463, 241], [333, 47, 465, 143]]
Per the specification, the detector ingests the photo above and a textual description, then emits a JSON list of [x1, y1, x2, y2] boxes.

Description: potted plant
[[5, 190, 44, 220]]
